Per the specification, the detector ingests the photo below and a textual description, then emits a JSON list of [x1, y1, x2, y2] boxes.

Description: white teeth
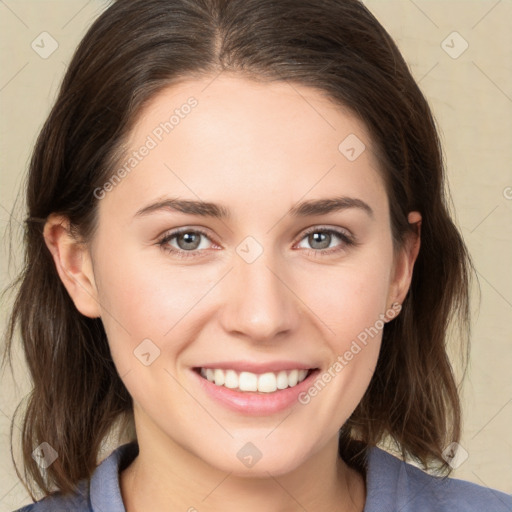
[[258, 372, 277, 393], [214, 369, 224, 386], [239, 371, 258, 391], [224, 370, 238, 389], [276, 370, 289, 389], [199, 367, 310, 393], [288, 369, 299, 387]]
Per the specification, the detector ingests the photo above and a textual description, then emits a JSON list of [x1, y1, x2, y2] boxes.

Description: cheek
[[297, 245, 393, 349], [293, 241, 392, 402], [91, 242, 214, 371], [294, 265, 389, 427]]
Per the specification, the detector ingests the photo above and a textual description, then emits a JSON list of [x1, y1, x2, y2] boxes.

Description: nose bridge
[[220, 240, 298, 341]]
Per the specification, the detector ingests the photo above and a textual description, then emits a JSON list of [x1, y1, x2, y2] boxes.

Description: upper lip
[[194, 360, 319, 374]]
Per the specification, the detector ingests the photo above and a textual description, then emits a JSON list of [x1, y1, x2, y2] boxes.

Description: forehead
[[129, 73, 371, 151], [99, 73, 388, 222]]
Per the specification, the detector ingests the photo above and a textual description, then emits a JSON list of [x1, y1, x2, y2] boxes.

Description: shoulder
[[11, 441, 139, 512], [11, 479, 90, 511], [364, 446, 512, 512]]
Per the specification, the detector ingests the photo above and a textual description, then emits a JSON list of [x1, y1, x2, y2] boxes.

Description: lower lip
[[191, 368, 320, 415]]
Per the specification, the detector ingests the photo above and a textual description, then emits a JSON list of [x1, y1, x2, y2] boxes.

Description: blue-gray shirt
[[13, 441, 512, 511]]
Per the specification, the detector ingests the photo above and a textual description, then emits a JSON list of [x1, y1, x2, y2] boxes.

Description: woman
[[3, 0, 511, 511]]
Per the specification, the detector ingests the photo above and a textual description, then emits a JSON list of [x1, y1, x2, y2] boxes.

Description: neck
[[119, 406, 366, 512]]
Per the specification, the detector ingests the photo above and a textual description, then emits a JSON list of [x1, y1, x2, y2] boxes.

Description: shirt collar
[[90, 440, 139, 512]]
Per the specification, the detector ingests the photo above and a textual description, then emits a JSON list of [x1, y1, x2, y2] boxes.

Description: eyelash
[[157, 226, 357, 260]]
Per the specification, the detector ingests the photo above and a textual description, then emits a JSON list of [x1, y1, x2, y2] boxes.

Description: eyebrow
[[134, 196, 374, 220]]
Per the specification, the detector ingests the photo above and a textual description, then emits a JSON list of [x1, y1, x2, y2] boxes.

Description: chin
[[202, 442, 309, 478]]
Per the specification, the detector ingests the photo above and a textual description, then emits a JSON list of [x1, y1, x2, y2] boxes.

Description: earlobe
[[43, 214, 101, 318], [386, 211, 422, 313]]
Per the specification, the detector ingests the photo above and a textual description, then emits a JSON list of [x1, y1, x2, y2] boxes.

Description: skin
[[44, 73, 421, 512]]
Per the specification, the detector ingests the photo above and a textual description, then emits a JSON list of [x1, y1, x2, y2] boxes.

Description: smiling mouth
[[193, 367, 318, 393]]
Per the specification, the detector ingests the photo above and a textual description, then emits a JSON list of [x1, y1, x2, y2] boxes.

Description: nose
[[218, 248, 300, 343]]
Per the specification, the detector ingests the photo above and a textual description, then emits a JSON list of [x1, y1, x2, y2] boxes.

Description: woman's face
[[83, 73, 418, 476]]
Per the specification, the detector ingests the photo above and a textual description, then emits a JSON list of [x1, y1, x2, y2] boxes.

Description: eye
[[294, 226, 356, 256], [157, 226, 357, 259], [157, 228, 216, 259]]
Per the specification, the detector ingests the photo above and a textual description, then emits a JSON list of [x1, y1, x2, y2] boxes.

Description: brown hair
[[2, 0, 474, 501]]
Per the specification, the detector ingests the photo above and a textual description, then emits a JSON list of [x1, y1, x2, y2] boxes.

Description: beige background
[[0, 0, 511, 509]]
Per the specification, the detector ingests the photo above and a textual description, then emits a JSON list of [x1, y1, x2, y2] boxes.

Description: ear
[[386, 211, 422, 313], [43, 214, 101, 318]]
